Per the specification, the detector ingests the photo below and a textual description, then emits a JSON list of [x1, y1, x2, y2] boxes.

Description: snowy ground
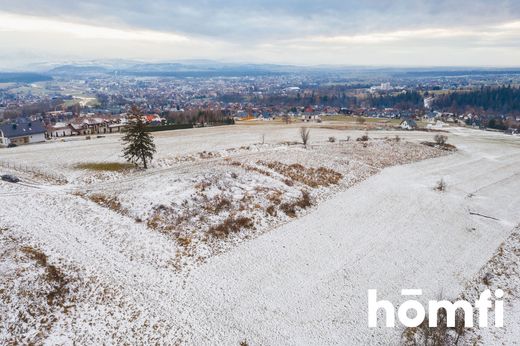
[[1, 123, 519, 344]]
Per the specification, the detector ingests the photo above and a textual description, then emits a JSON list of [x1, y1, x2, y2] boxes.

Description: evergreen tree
[[122, 105, 156, 169]]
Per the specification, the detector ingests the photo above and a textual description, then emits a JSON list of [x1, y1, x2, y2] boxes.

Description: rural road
[[175, 129, 520, 344]]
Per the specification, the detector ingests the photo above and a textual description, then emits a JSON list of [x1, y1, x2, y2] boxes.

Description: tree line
[[433, 85, 520, 115], [367, 91, 424, 109]]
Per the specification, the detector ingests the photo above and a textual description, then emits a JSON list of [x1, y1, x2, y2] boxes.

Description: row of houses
[[47, 118, 128, 138], [1, 113, 167, 147], [0, 118, 126, 147]]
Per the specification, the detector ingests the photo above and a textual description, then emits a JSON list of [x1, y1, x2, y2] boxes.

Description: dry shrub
[[177, 236, 192, 248], [207, 216, 254, 238], [421, 135, 456, 151], [146, 205, 182, 232], [205, 194, 232, 214], [434, 178, 447, 192], [258, 161, 342, 188], [199, 151, 220, 159], [88, 193, 125, 214], [434, 134, 448, 145], [328, 136, 336, 143], [228, 161, 272, 177], [280, 190, 312, 217], [357, 134, 369, 142], [195, 180, 212, 191], [267, 190, 283, 204], [266, 205, 277, 216], [300, 127, 311, 147]]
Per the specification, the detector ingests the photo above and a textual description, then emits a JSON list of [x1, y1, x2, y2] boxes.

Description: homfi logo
[[368, 289, 504, 328]]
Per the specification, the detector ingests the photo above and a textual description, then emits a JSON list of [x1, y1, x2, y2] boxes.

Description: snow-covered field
[[1, 123, 519, 344]]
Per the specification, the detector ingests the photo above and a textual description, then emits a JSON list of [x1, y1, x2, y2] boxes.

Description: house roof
[[401, 119, 417, 127], [0, 121, 46, 138]]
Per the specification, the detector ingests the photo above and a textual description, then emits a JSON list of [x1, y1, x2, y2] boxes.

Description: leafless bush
[[434, 134, 448, 145], [300, 127, 311, 148], [434, 178, 447, 192], [395, 135, 401, 142], [357, 133, 369, 142]]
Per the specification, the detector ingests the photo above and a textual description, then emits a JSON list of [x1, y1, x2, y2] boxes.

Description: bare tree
[[282, 113, 290, 124], [434, 134, 448, 145], [300, 127, 310, 148]]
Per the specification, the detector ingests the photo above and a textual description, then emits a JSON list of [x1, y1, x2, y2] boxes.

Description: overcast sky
[[1, 0, 520, 68]]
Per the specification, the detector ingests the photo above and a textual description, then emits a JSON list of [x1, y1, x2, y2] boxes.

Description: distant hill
[[0, 72, 52, 83], [46, 61, 300, 78], [48, 65, 110, 75], [43, 61, 520, 79]]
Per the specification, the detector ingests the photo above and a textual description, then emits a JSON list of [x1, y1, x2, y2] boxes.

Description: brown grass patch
[[203, 194, 232, 214], [280, 190, 312, 217], [74, 162, 136, 172], [177, 236, 192, 248], [20, 246, 68, 306], [88, 193, 126, 214], [266, 205, 277, 216], [421, 141, 457, 151], [258, 161, 342, 187], [207, 216, 254, 238], [228, 160, 272, 177]]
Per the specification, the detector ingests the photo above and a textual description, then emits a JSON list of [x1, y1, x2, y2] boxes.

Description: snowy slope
[[1, 125, 519, 344]]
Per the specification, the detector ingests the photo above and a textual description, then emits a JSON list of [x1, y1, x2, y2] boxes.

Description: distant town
[[1, 62, 520, 147]]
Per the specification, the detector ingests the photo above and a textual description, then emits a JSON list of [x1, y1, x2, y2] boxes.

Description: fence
[[0, 160, 67, 184]]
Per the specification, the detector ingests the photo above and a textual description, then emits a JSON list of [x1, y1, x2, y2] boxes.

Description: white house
[[0, 121, 46, 146], [400, 119, 418, 130]]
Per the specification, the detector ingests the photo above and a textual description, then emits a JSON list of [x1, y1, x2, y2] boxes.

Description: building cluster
[[2, 71, 520, 147]]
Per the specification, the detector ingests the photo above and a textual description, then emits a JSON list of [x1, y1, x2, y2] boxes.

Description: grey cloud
[[1, 0, 520, 42]]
